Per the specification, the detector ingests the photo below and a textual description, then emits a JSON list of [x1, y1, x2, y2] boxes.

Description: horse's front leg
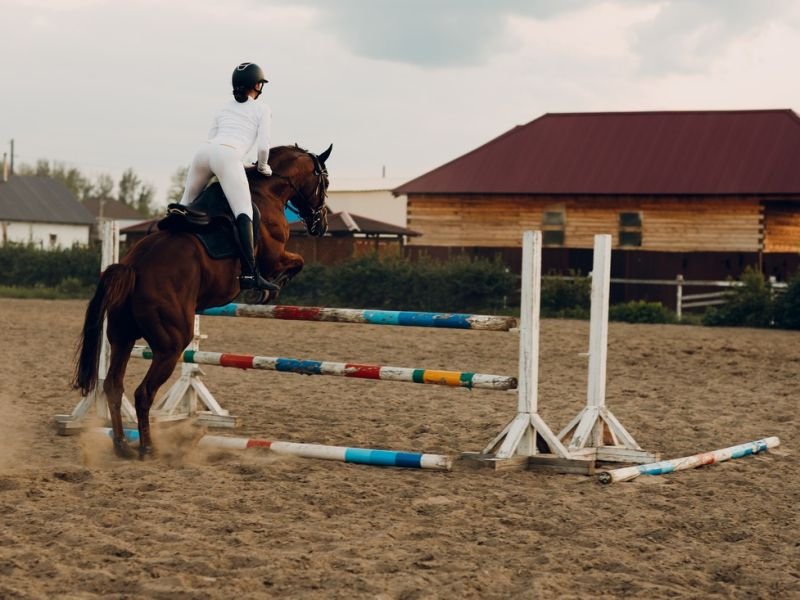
[[255, 250, 304, 303], [272, 250, 305, 287]]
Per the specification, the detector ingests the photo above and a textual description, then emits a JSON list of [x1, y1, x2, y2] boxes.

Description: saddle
[[158, 182, 261, 260]]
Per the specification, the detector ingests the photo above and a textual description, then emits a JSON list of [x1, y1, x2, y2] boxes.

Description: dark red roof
[[394, 110, 800, 196], [290, 211, 420, 237]]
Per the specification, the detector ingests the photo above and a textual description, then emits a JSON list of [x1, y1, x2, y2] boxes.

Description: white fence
[[545, 274, 789, 320]]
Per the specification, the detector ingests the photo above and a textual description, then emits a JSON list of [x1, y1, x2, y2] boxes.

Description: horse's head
[[268, 144, 332, 237]]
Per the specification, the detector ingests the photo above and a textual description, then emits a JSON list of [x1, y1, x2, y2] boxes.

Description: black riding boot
[[235, 214, 279, 291]]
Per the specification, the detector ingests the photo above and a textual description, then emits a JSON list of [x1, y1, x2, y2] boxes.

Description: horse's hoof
[[138, 445, 157, 461], [113, 438, 137, 460]]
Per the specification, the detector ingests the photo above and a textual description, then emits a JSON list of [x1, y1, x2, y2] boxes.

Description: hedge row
[[0, 244, 100, 288], [279, 254, 517, 314]]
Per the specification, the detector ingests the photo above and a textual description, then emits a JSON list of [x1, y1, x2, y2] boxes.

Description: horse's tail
[[72, 264, 136, 395]]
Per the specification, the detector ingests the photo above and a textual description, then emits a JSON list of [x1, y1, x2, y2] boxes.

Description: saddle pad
[[161, 182, 261, 260]]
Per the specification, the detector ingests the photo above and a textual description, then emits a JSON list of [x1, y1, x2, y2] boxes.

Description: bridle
[[273, 152, 328, 234]]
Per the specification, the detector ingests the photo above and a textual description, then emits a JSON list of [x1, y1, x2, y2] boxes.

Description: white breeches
[[179, 143, 253, 219]]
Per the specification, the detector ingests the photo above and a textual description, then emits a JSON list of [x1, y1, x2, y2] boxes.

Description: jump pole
[[93, 428, 453, 471], [200, 304, 517, 331], [597, 437, 780, 484], [55, 221, 138, 434], [556, 234, 658, 465], [132, 346, 517, 390]]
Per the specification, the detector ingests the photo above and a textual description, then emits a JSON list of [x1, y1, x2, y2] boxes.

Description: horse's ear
[[318, 144, 333, 164]]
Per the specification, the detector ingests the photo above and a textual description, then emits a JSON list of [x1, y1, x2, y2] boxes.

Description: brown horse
[[72, 144, 331, 458]]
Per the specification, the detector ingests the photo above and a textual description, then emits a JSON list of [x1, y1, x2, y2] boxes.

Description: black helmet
[[232, 62, 268, 90]]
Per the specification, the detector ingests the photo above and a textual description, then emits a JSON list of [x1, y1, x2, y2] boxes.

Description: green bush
[[609, 300, 676, 324], [540, 274, 590, 318], [702, 267, 774, 328], [0, 243, 100, 288], [276, 262, 331, 306], [278, 253, 516, 313], [774, 271, 800, 330]]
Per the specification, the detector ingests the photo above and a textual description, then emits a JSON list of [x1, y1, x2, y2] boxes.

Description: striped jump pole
[[131, 346, 517, 391], [95, 428, 453, 471], [597, 437, 780, 484], [200, 304, 518, 331]]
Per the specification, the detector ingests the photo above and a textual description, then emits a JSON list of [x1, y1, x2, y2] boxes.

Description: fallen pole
[[199, 303, 518, 331], [130, 346, 517, 391], [597, 437, 780, 484], [94, 428, 453, 471]]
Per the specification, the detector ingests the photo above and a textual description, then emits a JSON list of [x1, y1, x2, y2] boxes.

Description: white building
[[326, 177, 408, 228], [0, 175, 94, 248]]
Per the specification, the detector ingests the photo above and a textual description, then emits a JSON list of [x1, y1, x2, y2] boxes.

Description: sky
[[2, 0, 800, 207]]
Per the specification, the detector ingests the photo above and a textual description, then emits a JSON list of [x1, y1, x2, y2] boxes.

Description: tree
[[166, 166, 188, 204], [135, 183, 156, 217], [92, 174, 115, 200], [117, 168, 141, 207]]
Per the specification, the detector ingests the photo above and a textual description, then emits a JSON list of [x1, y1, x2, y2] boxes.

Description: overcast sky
[[2, 0, 800, 206]]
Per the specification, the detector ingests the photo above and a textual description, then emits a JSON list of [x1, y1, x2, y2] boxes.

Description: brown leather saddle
[[158, 182, 260, 260]]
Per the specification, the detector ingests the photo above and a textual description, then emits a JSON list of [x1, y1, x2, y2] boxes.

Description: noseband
[[273, 153, 328, 232]]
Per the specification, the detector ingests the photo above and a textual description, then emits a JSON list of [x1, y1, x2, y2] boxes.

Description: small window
[[543, 211, 564, 226], [618, 211, 642, 247], [619, 212, 642, 227], [619, 231, 642, 247], [543, 230, 565, 246], [542, 208, 565, 246], [49, 234, 58, 248]]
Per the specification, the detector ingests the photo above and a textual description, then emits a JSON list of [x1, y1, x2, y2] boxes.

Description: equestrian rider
[[176, 62, 277, 291]]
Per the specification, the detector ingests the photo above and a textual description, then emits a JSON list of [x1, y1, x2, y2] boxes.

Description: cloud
[[270, 0, 590, 67], [259, 0, 797, 76], [630, 0, 796, 75]]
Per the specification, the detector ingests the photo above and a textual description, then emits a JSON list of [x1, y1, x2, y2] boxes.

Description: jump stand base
[[460, 453, 597, 475], [568, 446, 660, 464]]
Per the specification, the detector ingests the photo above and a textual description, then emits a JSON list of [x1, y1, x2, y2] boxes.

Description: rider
[[175, 62, 277, 291]]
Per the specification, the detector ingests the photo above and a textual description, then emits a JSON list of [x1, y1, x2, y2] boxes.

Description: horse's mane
[[245, 145, 308, 179]]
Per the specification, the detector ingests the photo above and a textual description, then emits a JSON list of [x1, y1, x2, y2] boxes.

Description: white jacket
[[207, 97, 271, 170]]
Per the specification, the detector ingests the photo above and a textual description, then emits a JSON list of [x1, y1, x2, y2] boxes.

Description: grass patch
[[0, 284, 93, 300]]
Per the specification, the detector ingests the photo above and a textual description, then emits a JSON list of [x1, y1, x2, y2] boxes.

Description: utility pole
[[9, 139, 14, 175]]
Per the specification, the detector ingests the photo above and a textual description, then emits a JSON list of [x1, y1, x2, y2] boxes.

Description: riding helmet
[[232, 62, 269, 89]]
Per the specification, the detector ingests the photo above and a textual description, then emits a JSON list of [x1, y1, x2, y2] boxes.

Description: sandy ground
[[0, 297, 797, 599]]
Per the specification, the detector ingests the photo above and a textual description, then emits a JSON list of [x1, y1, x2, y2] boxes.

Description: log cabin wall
[[764, 200, 800, 252], [406, 194, 775, 252]]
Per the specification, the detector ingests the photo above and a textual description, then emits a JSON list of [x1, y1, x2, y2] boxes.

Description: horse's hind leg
[[104, 337, 137, 459], [133, 351, 182, 459]]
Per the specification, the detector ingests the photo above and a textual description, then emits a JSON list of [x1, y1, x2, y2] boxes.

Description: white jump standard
[[557, 234, 658, 464]]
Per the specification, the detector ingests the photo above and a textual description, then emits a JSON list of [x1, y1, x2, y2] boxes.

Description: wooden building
[[394, 110, 800, 284]]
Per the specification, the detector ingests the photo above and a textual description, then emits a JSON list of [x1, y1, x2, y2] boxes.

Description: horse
[[72, 144, 331, 458]]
